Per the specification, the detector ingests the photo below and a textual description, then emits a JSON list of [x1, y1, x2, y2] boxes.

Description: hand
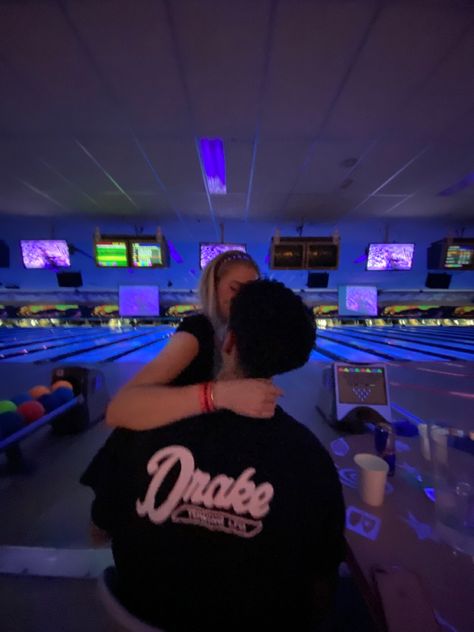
[[213, 379, 283, 418]]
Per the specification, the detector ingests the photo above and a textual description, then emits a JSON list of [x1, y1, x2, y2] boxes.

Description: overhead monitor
[[443, 240, 474, 270], [20, 240, 70, 269], [306, 243, 339, 269], [270, 243, 305, 270], [130, 240, 165, 268], [366, 243, 414, 271], [338, 285, 378, 317], [199, 243, 246, 269], [95, 240, 129, 267], [119, 285, 160, 317]]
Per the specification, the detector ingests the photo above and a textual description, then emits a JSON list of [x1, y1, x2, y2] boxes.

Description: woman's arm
[[106, 331, 284, 430], [106, 332, 204, 429]]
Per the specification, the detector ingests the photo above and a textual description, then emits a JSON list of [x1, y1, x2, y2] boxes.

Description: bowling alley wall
[[0, 215, 473, 296]]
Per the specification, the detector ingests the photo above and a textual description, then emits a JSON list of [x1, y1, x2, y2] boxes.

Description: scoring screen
[[336, 366, 387, 405]]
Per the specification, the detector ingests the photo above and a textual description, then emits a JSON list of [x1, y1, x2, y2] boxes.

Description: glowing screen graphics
[[119, 286, 160, 317], [130, 241, 163, 268], [444, 243, 474, 270], [200, 243, 246, 269], [306, 243, 339, 269], [21, 240, 70, 269], [336, 366, 387, 405], [95, 241, 128, 267], [271, 243, 305, 269], [338, 285, 378, 317], [367, 243, 414, 271]]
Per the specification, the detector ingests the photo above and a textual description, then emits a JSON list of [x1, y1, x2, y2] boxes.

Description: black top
[[172, 314, 215, 386], [80, 313, 216, 547], [81, 408, 345, 632]]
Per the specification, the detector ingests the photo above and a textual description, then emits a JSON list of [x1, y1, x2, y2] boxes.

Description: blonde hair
[[199, 250, 260, 329]]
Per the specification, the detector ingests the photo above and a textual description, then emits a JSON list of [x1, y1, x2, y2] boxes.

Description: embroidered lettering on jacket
[[136, 445, 274, 538]]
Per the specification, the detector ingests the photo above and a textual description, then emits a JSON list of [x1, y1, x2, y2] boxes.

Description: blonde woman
[[107, 251, 282, 429]]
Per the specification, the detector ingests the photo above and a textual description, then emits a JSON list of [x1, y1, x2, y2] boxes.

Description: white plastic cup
[[354, 453, 389, 507]]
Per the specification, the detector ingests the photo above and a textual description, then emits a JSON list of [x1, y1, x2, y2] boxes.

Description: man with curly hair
[[83, 280, 345, 631]]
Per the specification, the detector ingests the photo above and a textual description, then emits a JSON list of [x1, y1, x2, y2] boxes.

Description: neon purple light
[[438, 171, 474, 196], [199, 138, 226, 194], [167, 239, 183, 264]]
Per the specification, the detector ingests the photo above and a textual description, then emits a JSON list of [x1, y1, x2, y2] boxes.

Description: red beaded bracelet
[[205, 382, 216, 413], [199, 383, 210, 413]]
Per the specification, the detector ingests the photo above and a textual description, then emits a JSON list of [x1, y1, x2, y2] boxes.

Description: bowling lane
[[6, 328, 163, 363], [114, 336, 173, 363], [0, 328, 100, 350], [373, 327, 474, 349], [318, 329, 448, 361], [401, 326, 474, 340], [331, 327, 474, 361], [365, 328, 474, 356], [315, 336, 385, 362], [69, 326, 174, 363], [0, 329, 103, 360], [310, 348, 335, 362]]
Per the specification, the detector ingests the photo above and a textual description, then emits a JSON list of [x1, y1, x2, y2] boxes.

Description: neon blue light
[[346, 506, 381, 541]]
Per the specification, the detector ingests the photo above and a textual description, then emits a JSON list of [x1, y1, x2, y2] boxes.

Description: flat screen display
[[200, 243, 246, 269], [119, 286, 160, 317], [270, 243, 305, 269], [20, 240, 70, 269], [366, 243, 414, 271], [95, 240, 128, 267], [338, 286, 378, 317], [336, 366, 387, 405], [443, 242, 474, 270], [306, 243, 339, 269], [130, 241, 163, 268]]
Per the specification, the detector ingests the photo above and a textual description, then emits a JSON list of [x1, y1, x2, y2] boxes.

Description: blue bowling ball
[[37, 393, 61, 413], [0, 411, 23, 439], [52, 387, 74, 405], [11, 393, 33, 406]]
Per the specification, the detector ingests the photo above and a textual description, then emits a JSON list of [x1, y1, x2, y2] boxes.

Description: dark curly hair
[[228, 280, 316, 378]]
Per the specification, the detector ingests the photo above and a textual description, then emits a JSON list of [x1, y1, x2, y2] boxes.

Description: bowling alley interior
[[0, 1, 473, 631]]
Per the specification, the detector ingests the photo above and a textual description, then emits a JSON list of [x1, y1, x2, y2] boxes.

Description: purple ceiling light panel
[[199, 138, 226, 195]]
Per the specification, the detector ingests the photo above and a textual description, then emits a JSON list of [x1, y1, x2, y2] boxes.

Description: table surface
[[316, 421, 474, 632]]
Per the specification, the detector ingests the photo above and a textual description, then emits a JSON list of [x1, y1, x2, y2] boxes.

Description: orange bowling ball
[[51, 380, 74, 392], [28, 385, 50, 399]]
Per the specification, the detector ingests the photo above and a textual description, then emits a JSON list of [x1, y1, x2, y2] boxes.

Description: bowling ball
[[0, 400, 17, 414], [17, 400, 45, 424], [29, 385, 50, 399], [37, 393, 61, 414], [11, 393, 32, 406], [51, 380, 74, 393], [52, 387, 74, 405], [0, 411, 23, 439]]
